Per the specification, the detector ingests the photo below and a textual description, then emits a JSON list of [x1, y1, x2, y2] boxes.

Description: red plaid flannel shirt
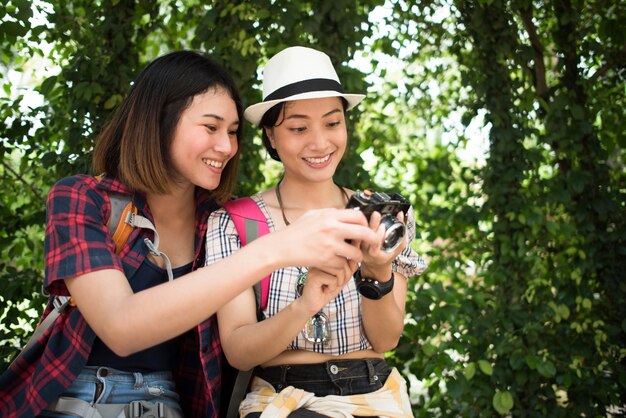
[[0, 175, 223, 417]]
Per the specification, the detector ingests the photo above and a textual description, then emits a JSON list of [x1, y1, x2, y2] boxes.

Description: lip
[[302, 153, 333, 169], [202, 158, 226, 173]]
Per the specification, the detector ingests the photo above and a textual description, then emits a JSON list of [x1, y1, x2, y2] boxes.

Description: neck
[[277, 177, 345, 210], [275, 177, 348, 226], [146, 184, 196, 220]]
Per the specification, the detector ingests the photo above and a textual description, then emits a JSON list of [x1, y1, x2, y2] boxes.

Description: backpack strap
[[107, 192, 137, 255], [95, 174, 138, 256], [222, 197, 271, 312], [221, 197, 271, 418], [20, 176, 147, 355], [93, 175, 173, 280]]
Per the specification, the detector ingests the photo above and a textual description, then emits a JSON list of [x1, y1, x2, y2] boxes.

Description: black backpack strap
[[226, 369, 253, 418]]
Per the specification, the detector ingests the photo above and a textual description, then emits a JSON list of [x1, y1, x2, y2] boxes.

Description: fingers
[[283, 208, 387, 271]]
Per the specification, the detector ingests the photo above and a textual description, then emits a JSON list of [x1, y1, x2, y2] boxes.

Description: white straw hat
[[244, 46, 366, 126]]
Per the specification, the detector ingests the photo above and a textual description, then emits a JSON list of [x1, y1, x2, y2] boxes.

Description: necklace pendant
[[295, 270, 308, 297]]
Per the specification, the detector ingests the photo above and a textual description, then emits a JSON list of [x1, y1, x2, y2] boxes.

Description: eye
[[328, 120, 342, 128], [204, 125, 217, 132], [289, 126, 307, 133], [228, 129, 238, 136]]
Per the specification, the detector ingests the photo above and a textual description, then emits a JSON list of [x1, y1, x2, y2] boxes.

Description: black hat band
[[264, 78, 345, 102]]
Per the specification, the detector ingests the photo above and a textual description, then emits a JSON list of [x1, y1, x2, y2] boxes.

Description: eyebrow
[[201, 114, 239, 125], [285, 108, 342, 120], [201, 113, 224, 120]]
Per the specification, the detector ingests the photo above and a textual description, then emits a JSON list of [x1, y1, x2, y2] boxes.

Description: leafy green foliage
[[1, 0, 624, 416], [382, 0, 626, 416]]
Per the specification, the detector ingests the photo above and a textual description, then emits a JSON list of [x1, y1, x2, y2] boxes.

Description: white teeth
[[203, 159, 223, 168], [304, 155, 330, 164]]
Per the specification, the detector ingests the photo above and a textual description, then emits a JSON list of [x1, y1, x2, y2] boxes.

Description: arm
[[359, 208, 426, 353], [63, 206, 375, 357], [217, 264, 355, 371], [360, 266, 408, 353]]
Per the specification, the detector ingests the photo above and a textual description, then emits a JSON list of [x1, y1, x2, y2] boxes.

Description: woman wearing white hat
[[206, 46, 427, 417]]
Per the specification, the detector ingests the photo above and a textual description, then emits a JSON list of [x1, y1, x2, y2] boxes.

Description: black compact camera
[[346, 189, 410, 252]]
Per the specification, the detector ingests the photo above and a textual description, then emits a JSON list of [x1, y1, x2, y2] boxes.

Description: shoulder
[[48, 175, 104, 205], [46, 175, 115, 223], [51, 174, 97, 192]]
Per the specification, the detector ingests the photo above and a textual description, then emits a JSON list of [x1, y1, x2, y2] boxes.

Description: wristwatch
[[354, 268, 394, 300]]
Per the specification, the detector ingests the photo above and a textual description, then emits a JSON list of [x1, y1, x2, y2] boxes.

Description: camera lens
[[380, 216, 406, 252]]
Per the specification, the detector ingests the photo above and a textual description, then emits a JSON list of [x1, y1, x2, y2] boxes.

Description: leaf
[[509, 351, 525, 370], [1, 21, 29, 37], [422, 342, 436, 357], [537, 360, 556, 378], [464, 362, 476, 380], [493, 390, 514, 415], [478, 360, 493, 376], [40, 76, 57, 96], [103, 94, 122, 110]]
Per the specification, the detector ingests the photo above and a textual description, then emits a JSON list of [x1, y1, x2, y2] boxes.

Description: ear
[[265, 127, 276, 148]]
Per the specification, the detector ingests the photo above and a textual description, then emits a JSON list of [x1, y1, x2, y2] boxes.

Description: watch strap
[[354, 268, 394, 300]]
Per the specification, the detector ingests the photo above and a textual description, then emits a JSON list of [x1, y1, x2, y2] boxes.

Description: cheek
[[231, 137, 239, 156]]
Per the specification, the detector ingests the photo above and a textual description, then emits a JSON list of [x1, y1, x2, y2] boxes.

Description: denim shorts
[[39, 366, 182, 418], [244, 358, 391, 418]]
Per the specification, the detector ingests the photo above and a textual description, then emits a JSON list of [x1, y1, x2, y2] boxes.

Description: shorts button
[[330, 365, 339, 374]]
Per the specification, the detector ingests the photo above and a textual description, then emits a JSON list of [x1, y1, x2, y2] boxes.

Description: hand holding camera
[[346, 189, 410, 300], [345, 189, 410, 253]]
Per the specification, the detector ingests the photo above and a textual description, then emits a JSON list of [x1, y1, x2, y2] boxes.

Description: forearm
[[359, 265, 406, 353], [221, 300, 313, 371], [69, 235, 284, 356]]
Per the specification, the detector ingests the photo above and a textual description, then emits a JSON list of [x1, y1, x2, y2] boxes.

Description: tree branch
[[590, 44, 626, 82], [1, 161, 44, 202], [518, 7, 549, 100]]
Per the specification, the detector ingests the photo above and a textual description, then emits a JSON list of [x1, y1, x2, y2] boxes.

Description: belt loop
[[133, 372, 144, 390], [366, 359, 378, 385], [280, 365, 289, 388]]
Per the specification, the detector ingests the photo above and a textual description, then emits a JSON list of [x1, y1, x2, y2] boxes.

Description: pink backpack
[[222, 197, 271, 314], [221, 197, 272, 418]]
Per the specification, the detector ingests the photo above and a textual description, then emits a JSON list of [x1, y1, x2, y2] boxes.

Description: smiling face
[[266, 97, 347, 183], [169, 86, 239, 192]]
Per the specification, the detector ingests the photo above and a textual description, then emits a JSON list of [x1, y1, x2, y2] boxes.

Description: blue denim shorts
[[39, 366, 182, 418]]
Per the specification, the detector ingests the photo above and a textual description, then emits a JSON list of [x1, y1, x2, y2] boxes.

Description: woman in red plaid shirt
[[0, 50, 380, 418]]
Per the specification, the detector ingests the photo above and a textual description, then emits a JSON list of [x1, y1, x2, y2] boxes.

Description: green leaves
[[464, 362, 476, 380], [493, 390, 514, 415], [1, 1, 624, 416], [478, 359, 494, 376]]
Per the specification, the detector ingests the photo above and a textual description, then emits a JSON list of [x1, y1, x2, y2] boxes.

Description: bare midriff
[[261, 348, 384, 368]]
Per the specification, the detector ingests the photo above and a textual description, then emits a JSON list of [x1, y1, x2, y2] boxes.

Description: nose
[[214, 130, 236, 155], [310, 127, 328, 149]]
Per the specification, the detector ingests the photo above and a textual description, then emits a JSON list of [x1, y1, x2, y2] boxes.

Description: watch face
[[357, 281, 384, 300], [355, 270, 394, 300]]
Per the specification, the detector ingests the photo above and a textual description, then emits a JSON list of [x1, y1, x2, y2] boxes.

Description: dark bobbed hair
[[259, 97, 348, 162], [93, 50, 243, 201]]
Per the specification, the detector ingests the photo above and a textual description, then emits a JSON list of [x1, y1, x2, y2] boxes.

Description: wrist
[[290, 295, 318, 318], [354, 268, 395, 300], [360, 263, 393, 282]]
